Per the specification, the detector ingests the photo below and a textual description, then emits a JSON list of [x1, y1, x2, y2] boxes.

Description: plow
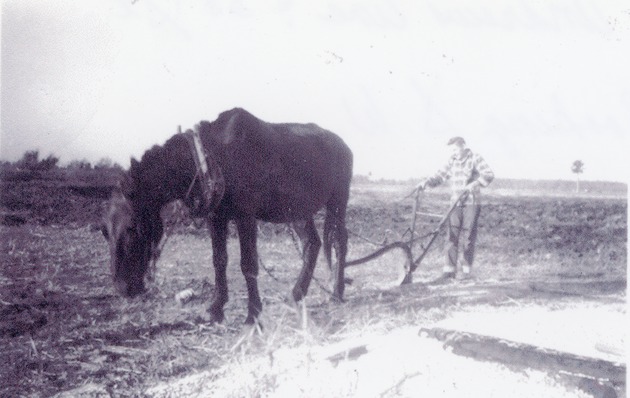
[[344, 189, 470, 285]]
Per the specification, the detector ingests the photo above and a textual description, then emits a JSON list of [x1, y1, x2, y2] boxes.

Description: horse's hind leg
[[291, 217, 321, 303], [236, 216, 262, 324], [324, 198, 349, 302]]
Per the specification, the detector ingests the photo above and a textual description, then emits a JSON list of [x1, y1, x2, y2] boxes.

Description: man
[[418, 136, 494, 281]]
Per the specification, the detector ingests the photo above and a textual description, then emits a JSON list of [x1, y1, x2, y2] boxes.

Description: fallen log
[[419, 327, 625, 396], [326, 344, 369, 366]]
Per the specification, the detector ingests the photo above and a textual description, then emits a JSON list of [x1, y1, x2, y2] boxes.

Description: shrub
[[10, 150, 59, 171], [67, 159, 92, 170], [15, 150, 40, 170], [36, 154, 59, 171]]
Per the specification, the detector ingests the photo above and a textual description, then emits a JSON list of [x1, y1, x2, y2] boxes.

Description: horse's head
[[102, 183, 159, 298]]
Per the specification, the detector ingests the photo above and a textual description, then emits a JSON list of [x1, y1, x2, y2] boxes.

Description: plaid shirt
[[426, 149, 494, 205]]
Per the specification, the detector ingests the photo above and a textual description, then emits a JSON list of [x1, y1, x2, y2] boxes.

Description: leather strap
[[181, 126, 225, 217]]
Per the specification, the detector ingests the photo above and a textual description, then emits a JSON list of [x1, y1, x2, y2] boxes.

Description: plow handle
[[409, 190, 469, 272]]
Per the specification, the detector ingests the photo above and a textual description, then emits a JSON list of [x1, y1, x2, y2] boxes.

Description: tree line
[[2, 150, 590, 194], [1, 150, 123, 172]]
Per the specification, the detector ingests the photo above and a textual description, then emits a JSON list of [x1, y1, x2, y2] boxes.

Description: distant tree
[[0, 160, 12, 173], [67, 159, 92, 170], [16, 150, 40, 169], [94, 157, 113, 169], [13, 150, 58, 171], [37, 154, 59, 171], [571, 160, 584, 193], [94, 157, 124, 171], [352, 174, 371, 184]]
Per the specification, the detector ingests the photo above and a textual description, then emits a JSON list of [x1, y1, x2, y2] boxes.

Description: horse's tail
[[323, 147, 352, 300]]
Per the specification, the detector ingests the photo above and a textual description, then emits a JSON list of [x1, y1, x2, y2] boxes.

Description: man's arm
[[473, 155, 494, 187], [421, 161, 451, 189]]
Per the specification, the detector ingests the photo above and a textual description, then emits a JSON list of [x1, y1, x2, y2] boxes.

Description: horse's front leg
[[208, 216, 229, 323], [235, 216, 262, 325]]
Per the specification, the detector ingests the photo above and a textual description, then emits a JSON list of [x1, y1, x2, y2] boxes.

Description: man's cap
[[447, 136, 466, 146]]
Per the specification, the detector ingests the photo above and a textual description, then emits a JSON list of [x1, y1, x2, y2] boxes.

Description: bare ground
[[0, 187, 626, 397]]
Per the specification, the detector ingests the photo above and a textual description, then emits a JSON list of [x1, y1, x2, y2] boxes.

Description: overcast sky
[[1, 0, 629, 182]]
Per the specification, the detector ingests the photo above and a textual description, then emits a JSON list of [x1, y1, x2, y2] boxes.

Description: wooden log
[[419, 327, 625, 389], [326, 344, 369, 366]]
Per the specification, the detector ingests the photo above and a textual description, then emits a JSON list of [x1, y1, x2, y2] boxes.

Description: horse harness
[[181, 125, 225, 218], [147, 126, 226, 280]]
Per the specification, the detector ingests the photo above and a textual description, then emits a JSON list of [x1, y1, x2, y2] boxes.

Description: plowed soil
[[0, 184, 626, 397]]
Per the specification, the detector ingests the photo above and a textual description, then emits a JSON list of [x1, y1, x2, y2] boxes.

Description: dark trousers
[[445, 205, 481, 273]]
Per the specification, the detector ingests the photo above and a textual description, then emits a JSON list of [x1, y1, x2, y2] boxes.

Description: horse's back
[[200, 108, 352, 222], [206, 108, 350, 159]]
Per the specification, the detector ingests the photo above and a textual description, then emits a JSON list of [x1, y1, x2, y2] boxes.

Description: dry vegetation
[[0, 170, 627, 397]]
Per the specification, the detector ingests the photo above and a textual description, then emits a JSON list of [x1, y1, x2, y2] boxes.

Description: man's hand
[[415, 180, 428, 191], [465, 180, 481, 192]]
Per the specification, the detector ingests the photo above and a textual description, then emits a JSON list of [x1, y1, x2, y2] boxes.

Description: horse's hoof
[[331, 294, 345, 304], [206, 308, 225, 324], [206, 315, 224, 325], [290, 287, 306, 304], [245, 317, 264, 331], [399, 273, 413, 285], [284, 293, 298, 306]]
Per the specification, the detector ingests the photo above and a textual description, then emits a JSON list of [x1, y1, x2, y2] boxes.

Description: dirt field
[[0, 181, 626, 397]]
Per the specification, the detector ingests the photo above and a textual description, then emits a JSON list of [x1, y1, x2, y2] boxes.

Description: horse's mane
[[124, 108, 254, 199], [125, 133, 191, 202], [130, 145, 162, 178], [133, 130, 195, 174]]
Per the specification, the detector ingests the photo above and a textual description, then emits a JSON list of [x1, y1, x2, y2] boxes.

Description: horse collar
[[182, 126, 225, 217]]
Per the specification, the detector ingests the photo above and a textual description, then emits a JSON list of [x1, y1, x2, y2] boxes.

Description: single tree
[[571, 160, 584, 193], [37, 154, 59, 171], [94, 157, 113, 170], [67, 159, 92, 170], [16, 150, 39, 169], [14, 150, 58, 171]]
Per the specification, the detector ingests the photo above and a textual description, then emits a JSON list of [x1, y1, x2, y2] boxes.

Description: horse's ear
[[119, 162, 137, 196]]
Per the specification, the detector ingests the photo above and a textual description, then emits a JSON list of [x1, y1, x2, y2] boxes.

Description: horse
[[101, 108, 353, 324]]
